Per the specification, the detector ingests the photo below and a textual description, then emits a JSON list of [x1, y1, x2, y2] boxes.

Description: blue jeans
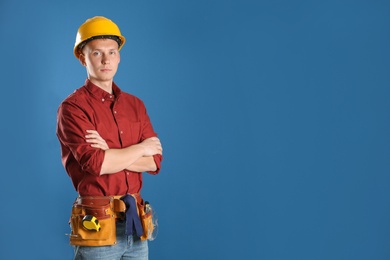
[[74, 221, 148, 260]]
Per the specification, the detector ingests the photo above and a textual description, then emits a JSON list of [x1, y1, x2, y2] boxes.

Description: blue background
[[1, 0, 390, 259]]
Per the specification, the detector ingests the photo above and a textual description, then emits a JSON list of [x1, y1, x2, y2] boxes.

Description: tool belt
[[68, 194, 155, 246]]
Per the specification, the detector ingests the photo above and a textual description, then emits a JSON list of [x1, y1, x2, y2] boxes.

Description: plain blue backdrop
[[1, 0, 390, 259]]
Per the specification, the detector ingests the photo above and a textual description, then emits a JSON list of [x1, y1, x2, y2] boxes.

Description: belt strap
[[121, 194, 144, 237]]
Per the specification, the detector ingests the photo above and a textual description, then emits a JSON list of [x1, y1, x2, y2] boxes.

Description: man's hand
[[138, 137, 163, 157], [85, 130, 109, 150]]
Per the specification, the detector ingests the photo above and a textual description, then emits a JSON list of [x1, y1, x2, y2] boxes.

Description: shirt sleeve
[[149, 154, 163, 175], [57, 101, 105, 176], [138, 100, 163, 175]]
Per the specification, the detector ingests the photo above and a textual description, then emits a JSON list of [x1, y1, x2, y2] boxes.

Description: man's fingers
[[86, 138, 102, 143], [84, 130, 109, 150]]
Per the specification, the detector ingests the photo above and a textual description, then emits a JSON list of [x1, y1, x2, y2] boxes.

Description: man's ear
[[79, 54, 86, 66]]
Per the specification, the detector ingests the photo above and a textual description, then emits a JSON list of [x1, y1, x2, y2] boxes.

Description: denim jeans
[[74, 221, 148, 260]]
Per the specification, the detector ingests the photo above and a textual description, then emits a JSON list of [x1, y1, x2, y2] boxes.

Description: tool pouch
[[69, 196, 125, 246], [137, 199, 157, 241]]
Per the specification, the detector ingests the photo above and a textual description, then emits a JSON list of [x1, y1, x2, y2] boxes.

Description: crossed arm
[[85, 130, 163, 175]]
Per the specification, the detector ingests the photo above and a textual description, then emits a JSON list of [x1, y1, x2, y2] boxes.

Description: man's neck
[[89, 79, 113, 94]]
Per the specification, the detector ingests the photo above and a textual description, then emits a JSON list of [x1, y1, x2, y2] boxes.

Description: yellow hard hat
[[74, 16, 126, 59]]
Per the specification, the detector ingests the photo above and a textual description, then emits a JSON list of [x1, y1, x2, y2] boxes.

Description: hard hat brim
[[74, 35, 126, 59]]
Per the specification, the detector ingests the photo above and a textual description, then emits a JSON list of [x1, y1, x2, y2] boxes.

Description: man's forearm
[[100, 144, 145, 175], [126, 156, 157, 172], [97, 135, 161, 175]]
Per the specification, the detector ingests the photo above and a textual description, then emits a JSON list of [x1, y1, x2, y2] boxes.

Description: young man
[[56, 16, 163, 259]]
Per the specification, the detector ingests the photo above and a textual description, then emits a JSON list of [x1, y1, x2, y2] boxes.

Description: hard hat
[[74, 16, 126, 59]]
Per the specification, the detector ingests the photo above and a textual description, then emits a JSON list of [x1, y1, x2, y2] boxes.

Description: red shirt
[[56, 79, 162, 196]]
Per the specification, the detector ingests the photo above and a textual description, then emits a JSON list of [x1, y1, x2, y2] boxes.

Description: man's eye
[[93, 52, 101, 56]]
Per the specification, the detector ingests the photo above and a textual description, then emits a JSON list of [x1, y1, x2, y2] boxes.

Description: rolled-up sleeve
[[138, 100, 163, 175], [149, 154, 162, 174], [57, 101, 105, 177]]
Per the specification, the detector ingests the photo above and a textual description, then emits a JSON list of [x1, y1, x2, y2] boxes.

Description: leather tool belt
[[68, 193, 154, 246]]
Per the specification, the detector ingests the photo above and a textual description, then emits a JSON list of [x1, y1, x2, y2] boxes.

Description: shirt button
[[109, 95, 112, 98], [114, 111, 117, 114], [120, 131, 123, 134], [102, 98, 105, 102]]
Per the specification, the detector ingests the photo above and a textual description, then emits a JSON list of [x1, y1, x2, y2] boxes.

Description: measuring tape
[[82, 215, 101, 232]]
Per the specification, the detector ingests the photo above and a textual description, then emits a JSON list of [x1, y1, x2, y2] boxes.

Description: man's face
[[79, 38, 120, 85]]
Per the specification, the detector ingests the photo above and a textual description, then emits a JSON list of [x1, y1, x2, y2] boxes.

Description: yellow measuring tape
[[82, 215, 101, 232]]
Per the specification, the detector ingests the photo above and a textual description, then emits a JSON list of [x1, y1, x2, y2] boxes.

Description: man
[[56, 16, 163, 259]]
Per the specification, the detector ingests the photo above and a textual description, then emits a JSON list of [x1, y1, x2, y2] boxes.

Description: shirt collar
[[84, 79, 122, 102]]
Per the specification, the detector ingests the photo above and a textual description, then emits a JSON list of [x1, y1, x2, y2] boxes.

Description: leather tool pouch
[[137, 199, 156, 241], [69, 196, 125, 246]]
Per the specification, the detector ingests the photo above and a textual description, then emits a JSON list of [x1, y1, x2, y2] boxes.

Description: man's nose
[[102, 54, 110, 64]]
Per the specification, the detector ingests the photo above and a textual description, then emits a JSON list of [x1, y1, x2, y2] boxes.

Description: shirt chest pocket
[[120, 121, 142, 146]]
